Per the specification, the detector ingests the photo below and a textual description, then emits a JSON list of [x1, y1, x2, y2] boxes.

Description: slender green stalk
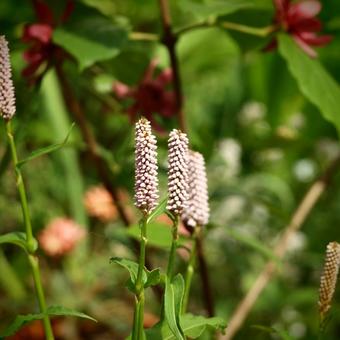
[[132, 216, 148, 340], [5, 120, 54, 340], [28, 254, 54, 340], [167, 215, 179, 279], [182, 228, 199, 313], [175, 19, 276, 37]]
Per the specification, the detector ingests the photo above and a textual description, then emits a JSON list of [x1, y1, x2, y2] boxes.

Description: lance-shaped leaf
[[0, 305, 96, 337]]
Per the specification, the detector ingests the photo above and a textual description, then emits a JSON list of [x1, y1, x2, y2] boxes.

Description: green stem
[[182, 228, 198, 313], [167, 215, 179, 279], [5, 121, 34, 252], [28, 254, 54, 340], [176, 19, 276, 37], [132, 216, 147, 340], [5, 120, 54, 340], [219, 21, 276, 37]]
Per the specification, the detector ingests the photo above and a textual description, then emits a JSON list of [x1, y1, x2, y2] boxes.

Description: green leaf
[[110, 257, 147, 284], [147, 198, 168, 224], [278, 34, 340, 134], [0, 232, 37, 253], [17, 123, 75, 168], [53, 4, 129, 70], [110, 257, 161, 292], [225, 229, 279, 262], [177, 0, 272, 21], [0, 305, 96, 337], [164, 274, 185, 340], [180, 314, 226, 338], [146, 314, 226, 340], [145, 268, 161, 288], [252, 325, 293, 340]]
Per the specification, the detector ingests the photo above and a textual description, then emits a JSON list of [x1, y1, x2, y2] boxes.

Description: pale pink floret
[[0, 35, 16, 120], [39, 218, 86, 257], [84, 185, 117, 222]]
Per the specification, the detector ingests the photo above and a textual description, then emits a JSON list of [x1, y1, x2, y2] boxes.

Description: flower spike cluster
[[182, 151, 209, 228], [0, 36, 16, 120], [318, 241, 340, 319], [167, 129, 189, 215], [134, 118, 159, 214]]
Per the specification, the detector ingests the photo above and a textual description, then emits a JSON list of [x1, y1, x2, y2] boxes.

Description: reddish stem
[[158, 0, 186, 132]]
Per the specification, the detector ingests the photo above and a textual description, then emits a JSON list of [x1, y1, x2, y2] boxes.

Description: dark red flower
[[113, 59, 176, 130], [22, 0, 74, 84], [266, 0, 332, 57]]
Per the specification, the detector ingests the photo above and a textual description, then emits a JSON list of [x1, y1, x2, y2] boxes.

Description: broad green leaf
[[147, 198, 168, 224], [180, 314, 226, 338], [110, 257, 147, 284], [0, 305, 96, 337], [164, 275, 185, 340], [145, 268, 161, 288], [17, 123, 75, 168], [278, 34, 340, 134], [110, 257, 161, 292], [53, 4, 129, 70], [177, 0, 272, 22], [0, 232, 37, 252], [146, 314, 226, 339]]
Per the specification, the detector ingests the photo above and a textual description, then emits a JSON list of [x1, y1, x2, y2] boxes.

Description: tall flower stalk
[[318, 241, 340, 333], [0, 35, 54, 340], [166, 129, 189, 279], [133, 117, 159, 340], [182, 151, 210, 313]]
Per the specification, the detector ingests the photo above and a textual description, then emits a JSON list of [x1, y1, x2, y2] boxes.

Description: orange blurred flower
[[84, 185, 118, 222], [39, 218, 86, 256]]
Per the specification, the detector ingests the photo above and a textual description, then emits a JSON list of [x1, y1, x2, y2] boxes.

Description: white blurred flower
[[293, 159, 317, 182]]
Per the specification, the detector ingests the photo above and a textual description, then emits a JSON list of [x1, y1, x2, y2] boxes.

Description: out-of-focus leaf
[[17, 123, 75, 168], [164, 274, 185, 340], [278, 34, 340, 135], [252, 325, 293, 340], [0, 232, 37, 253], [177, 0, 272, 21], [0, 305, 96, 337], [225, 229, 279, 262], [53, 4, 129, 70]]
